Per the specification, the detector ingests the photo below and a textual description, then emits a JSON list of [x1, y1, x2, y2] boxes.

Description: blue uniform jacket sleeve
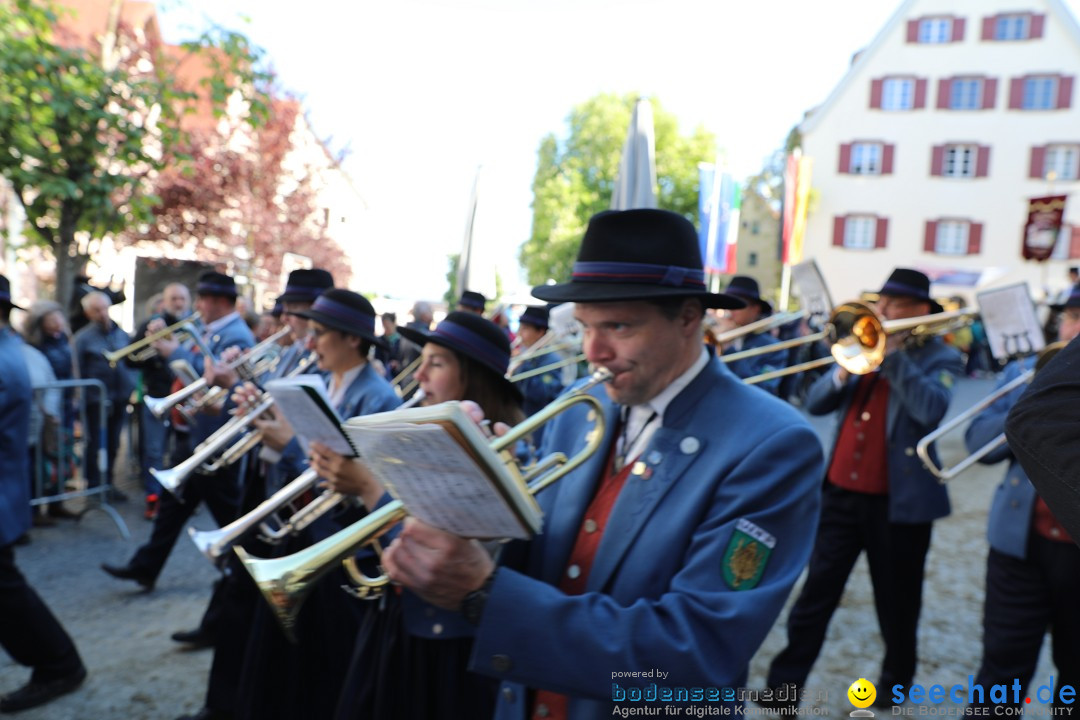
[[879, 343, 963, 428], [964, 360, 1028, 466], [805, 367, 848, 415]]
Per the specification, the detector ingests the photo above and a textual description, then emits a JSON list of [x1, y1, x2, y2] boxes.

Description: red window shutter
[[870, 79, 884, 109], [914, 78, 928, 109], [907, 19, 920, 42], [1030, 146, 1047, 178], [982, 78, 998, 109], [968, 223, 983, 254], [976, 146, 991, 177], [1030, 14, 1045, 39], [982, 15, 997, 40], [931, 146, 945, 176], [882, 144, 895, 175], [1009, 77, 1025, 109], [1057, 76, 1074, 109], [1070, 226, 1080, 258], [833, 217, 846, 247], [924, 221, 938, 252], [875, 218, 889, 249], [937, 78, 952, 109], [952, 17, 965, 42], [838, 143, 852, 173]]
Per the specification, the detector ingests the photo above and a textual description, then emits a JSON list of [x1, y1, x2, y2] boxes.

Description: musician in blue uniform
[[0, 275, 87, 713], [716, 275, 783, 395], [458, 289, 487, 315], [968, 287, 1080, 708], [374, 209, 825, 719], [510, 305, 567, 450]]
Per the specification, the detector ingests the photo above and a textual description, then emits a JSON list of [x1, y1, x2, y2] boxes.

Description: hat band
[[432, 322, 509, 374], [311, 296, 375, 335], [880, 281, 930, 299], [197, 281, 237, 295], [572, 261, 706, 289], [0, 291, 10, 302], [283, 283, 327, 299]]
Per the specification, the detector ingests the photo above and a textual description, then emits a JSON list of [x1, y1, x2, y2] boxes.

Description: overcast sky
[[155, 0, 1080, 300]]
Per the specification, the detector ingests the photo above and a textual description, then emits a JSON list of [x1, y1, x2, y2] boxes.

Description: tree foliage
[[519, 93, 716, 285], [0, 0, 269, 309]]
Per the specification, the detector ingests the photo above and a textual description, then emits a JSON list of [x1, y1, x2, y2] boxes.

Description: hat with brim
[[724, 276, 772, 316], [1051, 284, 1080, 312], [278, 268, 334, 304], [878, 268, 943, 314], [458, 290, 487, 312], [293, 289, 388, 350], [0, 275, 24, 311], [398, 311, 521, 403], [518, 305, 550, 330], [530, 209, 745, 310]]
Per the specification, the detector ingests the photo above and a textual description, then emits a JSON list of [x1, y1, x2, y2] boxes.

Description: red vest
[[828, 374, 890, 495]]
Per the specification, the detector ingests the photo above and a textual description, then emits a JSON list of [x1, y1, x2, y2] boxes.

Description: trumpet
[[915, 341, 1067, 482], [235, 367, 614, 640], [102, 312, 204, 367]]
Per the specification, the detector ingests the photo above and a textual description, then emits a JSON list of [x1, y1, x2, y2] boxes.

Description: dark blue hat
[[518, 306, 550, 330], [294, 289, 387, 349], [0, 275, 23, 311], [270, 302, 284, 318], [1051, 283, 1080, 311], [531, 209, 744, 310], [458, 290, 487, 311], [398, 311, 520, 401], [279, 269, 334, 304], [724, 276, 772, 316], [196, 271, 237, 298], [878, 268, 943, 314]]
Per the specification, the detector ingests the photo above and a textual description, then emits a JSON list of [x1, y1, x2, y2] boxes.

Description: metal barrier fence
[[30, 378, 130, 539]]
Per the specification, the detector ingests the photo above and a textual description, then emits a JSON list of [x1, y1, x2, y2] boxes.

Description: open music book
[[264, 375, 358, 457], [342, 402, 542, 540]]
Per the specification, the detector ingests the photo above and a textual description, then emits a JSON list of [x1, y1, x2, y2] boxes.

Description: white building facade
[[800, 0, 1080, 304]]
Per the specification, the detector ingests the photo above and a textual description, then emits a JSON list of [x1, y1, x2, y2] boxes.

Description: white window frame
[[935, 221, 970, 255], [995, 14, 1029, 41], [1023, 76, 1057, 110], [882, 78, 915, 111], [918, 17, 953, 43], [944, 144, 977, 178], [850, 143, 883, 175], [843, 216, 877, 250], [1044, 145, 1080, 181], [950, 78, 982, 110]]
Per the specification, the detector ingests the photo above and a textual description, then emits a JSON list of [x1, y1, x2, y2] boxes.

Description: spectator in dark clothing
[[69, 270, 125, 335], [375, 312, 403, 380]]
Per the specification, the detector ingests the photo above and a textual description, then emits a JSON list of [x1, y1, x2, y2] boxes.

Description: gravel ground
[[2, 376, 1063, 718]]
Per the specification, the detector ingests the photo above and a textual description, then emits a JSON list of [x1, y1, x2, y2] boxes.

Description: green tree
[[0, 0, 268, 310], [519, 93, 716, 285]]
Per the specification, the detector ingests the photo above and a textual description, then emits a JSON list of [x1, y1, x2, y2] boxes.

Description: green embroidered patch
[[939, 371, 954, 389], [722, 519, 776, 590]]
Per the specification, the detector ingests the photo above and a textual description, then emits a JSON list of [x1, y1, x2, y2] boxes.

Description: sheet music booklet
[[263, 375, 357, 458], [342, 402, 542, 540]]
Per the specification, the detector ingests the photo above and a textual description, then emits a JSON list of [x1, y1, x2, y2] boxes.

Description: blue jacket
[[966, 357, 1039, 559], [170, 314, 255, 444], [452, 357, 823, 720], [806, 336, 964, 523], [0, 329, 32, 546], [722, 331, 783, 395], [36, 333, 74, 381], [514, 351, 568, 449]]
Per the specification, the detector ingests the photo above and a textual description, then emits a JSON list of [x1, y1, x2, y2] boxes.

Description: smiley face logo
[[847, 678, 876, 708]]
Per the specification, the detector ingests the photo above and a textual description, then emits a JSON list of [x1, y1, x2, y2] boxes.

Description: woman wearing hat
[[308, 310, 524, 720]]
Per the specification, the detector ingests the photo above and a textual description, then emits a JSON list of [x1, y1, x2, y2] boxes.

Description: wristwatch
[[461, 570, 497, 625]]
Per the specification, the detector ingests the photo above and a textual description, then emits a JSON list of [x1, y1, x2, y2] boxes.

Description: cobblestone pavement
[[1, 377, 1065, 718]]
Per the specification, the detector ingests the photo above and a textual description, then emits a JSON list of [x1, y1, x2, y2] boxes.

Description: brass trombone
[[102, 312, 204, 367], [235, 367, 614, 640], [915, 341, 1067, 482], [707, 310, 807, 348]]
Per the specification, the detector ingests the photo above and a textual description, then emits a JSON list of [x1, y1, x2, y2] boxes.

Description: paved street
[[1, 375, 1060, 718]]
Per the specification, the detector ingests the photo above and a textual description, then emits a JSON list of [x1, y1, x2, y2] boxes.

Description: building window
[[944, 145, 977, 178], [851, 143, 882, 174], [844, 216, 878, 249], [748, 252, 758, 267], [995, 14, 1029, 40], [918, 17, 953, 43], [950, 78, 982, 109], [1045, 145, 1080, 180], [882, 78, 914, 110], [935, 221, 970, 254], [1023, 76, 1057, 109]]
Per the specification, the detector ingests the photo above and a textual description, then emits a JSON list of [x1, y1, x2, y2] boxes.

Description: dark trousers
[[768, 484, 932, 689], [0, 544, 83, 682], [973, 535, 1080, 708], [84, 400, 126, 489]]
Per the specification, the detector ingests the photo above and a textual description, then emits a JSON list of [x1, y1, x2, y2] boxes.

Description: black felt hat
[[278, 269, 334, 304], [458, 290, 487, 312], [518, 306, 550, 330], [1051, 283, 1080, 311], [195, 271, 238, 298], [878, 268, 943, 314], [0, 275, 23, 311], [724, 276, 772, 316], [398, 311, 520, 401], [530, 209, 744, 310], [293, 289, 387, 349]]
